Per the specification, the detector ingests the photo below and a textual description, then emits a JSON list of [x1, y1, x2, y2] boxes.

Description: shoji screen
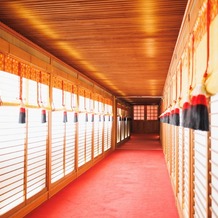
[[24, 78, 48, 199], [78, 94, 93, 166], [26, 108, 47, 199], [127, 118, 130, 137], [178, 126, 184, 208], [171, 125, 176, 186], [0, 71, 20, 103], [0, 72, 23, 215], [98, 115, 103, 152], [120, 117, 124, 141], [210, 93, 218, 217], [0, 106, 25, 215], [65, 111, 76, 175], [108, 116, 112, 150], [183, 128, 191, 217], [94, 114, 102, 158], [103, 115, 112, 152], [192, 4, 209, 215], [51, 108, 76, 180], [103, 116, 108, 151], [85, 113, 92, 163], [51, 88, 65, 183], [104, 103, 112, 151], [124, 117, 127, 138], [165, 123, 171, 167], [193, 130, 208, 218], [171, 125, 179, 194], [51, 86, 76, 182], [93, 98, 102, 158], [209, 6, 218, 217], [0, 72, 48, 215], [117, 116, 121, 143], [117, 107, 121, 143], [78, 112, 86, 167], [86, 94, 93, 162]]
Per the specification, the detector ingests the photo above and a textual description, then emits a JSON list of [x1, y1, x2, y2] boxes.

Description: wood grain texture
[[0, 0, 188, 104]]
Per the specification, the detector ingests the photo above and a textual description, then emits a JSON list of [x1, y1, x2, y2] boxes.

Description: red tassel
[[159, 114, 163, 123], [74, 112, 78, 123], [41, 109, 46, 123], [171, 101, 180, 126], [63, 111, 68, 123], [181, 101, 191, 128], [174, 107, 180, 126], [166, 109, 170, 124], [162, 112, 166, 123], [19, 107, 26, 123], [85, 113, 88, 122], [170, 108, 174, 125], [91, 114, 94, 122], [190, 85, 209, 131], [161, 112, 166, 123]]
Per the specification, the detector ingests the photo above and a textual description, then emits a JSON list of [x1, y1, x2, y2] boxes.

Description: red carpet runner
[[26, 134, 178, 218]]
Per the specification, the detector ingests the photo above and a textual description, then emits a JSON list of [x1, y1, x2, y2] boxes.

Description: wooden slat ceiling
[[0, 0, 188, 105]]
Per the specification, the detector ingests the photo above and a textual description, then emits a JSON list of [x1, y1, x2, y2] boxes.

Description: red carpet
[[25, 134, 178, 218], [117, 134, 162, 150]]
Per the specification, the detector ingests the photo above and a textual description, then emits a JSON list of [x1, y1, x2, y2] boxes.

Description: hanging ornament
[[159, 113, 163, 123], [19, 102, 26, 124], [62, 80, 68, 123], [160, 111, 165, 123], [18, 64, 26, 124], [170, 103, 175, 125], [85, 112, 88, 122], [161, 111, 166, 123], [181, 94, 191, 128], [174, 101, 180, 126], [99, 114, 102, 122], [119, 116, 121, 122], [63, 111, 68, 123], [189, 0, 210, 131], [38, 73, 47, 123], [91, 113, 94, 122], [190, 84, 209, 131], [41, 108, 46, 123], [74, 112, 78, 123], [181, 31, 195, 129], [165, 108, 170, 124]]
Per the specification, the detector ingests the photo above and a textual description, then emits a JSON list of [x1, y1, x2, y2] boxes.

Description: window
[[0, 71, 48, 214], [0, 106, 25, 215], [51, 88, 76, 183], [147, 105, 158, 120], [104, 115, 112, 151], [133, 105, 144, 120], [79, 96, 85, 111]]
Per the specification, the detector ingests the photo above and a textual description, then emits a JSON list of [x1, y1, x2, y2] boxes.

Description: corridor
[[25, 134, 178, 218]]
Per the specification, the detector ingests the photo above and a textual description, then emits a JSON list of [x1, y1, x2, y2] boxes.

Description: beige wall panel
[[31, 55, 51, 71], [0, 37, 9, 53], [10, 44, 31, 63]]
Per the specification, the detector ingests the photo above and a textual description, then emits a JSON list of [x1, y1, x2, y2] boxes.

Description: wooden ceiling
[[0, 0, 188, 105]]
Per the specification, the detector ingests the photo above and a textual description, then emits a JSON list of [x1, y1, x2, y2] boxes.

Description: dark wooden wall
[[131, 105, 160, 134], [132, 120, 160, 134]]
